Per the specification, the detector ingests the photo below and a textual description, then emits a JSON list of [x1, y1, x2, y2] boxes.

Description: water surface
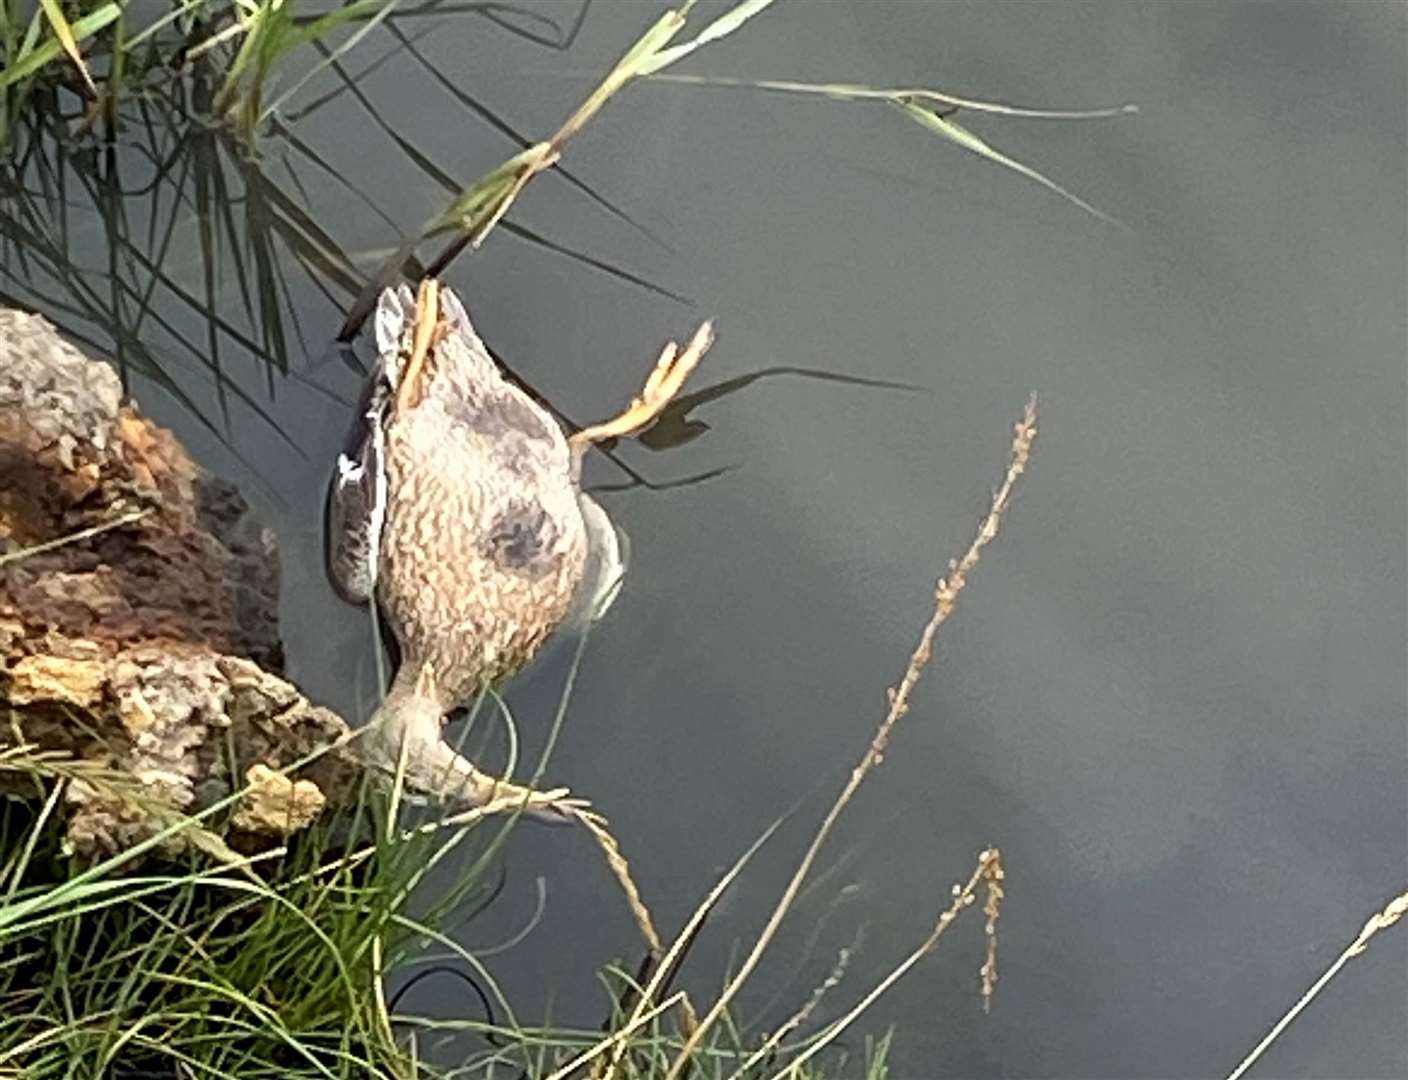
[[7, 3, 1405, 1077]]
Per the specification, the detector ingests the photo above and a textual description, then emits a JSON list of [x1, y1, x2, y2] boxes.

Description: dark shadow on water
[[637, 366, 928, 451]]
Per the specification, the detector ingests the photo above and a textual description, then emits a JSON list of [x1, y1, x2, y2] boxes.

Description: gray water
[[8, 2, 1406, 1077]]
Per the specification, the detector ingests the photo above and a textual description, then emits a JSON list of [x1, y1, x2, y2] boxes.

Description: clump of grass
[[0, 706, 665, 1077], [0, 745, 410, 1076], [0, 725, 872, 1078]]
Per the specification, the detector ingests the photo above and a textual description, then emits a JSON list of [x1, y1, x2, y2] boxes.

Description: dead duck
[[327, 279, 713, 819]]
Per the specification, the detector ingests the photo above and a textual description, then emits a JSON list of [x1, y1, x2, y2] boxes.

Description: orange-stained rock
[[1, 307, 355, 857], [232, 764, 328, 836], [8, 654, 107, 708]]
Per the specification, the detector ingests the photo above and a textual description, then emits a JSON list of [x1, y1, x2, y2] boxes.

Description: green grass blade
[[645, 72, 1138, 120], [0, 3, 119, 89], [122, 0, 207, 51], [895, 101, 1125, 227], [35, 0, 97, 94], [639, 0, 780, 76], [281, 0, 395, 57], [378, 19, 669, 251], [261, 0, 398, 122]]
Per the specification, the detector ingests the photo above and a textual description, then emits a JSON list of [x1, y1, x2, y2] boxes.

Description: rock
[[8, 654, 107, 707], [232, 764, 328, 836], [0, 307, 358, 856]]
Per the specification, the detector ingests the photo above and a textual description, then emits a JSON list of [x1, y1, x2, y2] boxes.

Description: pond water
[[6, 2, 1405, 1077]]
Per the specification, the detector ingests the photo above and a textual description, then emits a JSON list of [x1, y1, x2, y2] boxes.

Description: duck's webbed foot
[[569, 321, 715, 455], [369, 698, 583, 825], [419, 742, 584, 825]]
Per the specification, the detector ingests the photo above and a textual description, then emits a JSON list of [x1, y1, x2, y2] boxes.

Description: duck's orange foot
[[395, 277, 442, 415], [570, 321, 715, 452], [437, 778, 587, 827]]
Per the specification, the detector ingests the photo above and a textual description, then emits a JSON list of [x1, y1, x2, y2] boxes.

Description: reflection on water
[[4, 3, 1404, 1078]]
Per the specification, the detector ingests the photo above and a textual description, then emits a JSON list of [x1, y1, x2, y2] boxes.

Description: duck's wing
[[374, 282, 414, 384], [325, 379, 388, 604], [325, 286, 411, 604], [569, 493, 630, 626]]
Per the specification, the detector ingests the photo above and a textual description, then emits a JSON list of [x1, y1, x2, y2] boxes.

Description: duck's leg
[[395, 278, 441, 415], [368, 675, 581, 824], [414, 729, 582, 825], [569, 321, 715, 458]]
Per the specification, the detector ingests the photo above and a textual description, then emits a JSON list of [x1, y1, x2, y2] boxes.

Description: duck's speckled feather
[[373, 287, 589, 708]]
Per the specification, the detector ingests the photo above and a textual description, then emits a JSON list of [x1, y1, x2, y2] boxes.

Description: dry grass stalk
[[1225, 887, 1408, 1080], [293, 785, 579, 885], [0, 508, 150, 568], [598, 819, 787, 1080], [663, 396, 1038, 1079], [725, 945, 855, 1080], [357, 784, 669, 980], [764, 849, 1004, 1080], [540, 990, 689, 1080], [308, 781, 667, 979], [980, 855, 1005, 1012], [570, 807, 666, 963]]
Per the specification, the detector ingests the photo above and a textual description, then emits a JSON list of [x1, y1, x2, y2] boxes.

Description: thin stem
[[1226, 889, 1408, 1080], [664, 397, 1037, 1078], [644, 73, 1138, 120], [0, 509, 149, 567], [765, 850, 1001, 1080]]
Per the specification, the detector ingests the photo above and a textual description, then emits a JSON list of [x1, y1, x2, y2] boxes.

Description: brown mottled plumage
[[328, 280, 713, 819]]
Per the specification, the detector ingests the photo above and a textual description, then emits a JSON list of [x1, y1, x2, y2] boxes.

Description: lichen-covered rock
[[0, 308, 282, 671], [1, 307, 357, 855], [8, 654, 107, 707], [232, 764, 328, 836]]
